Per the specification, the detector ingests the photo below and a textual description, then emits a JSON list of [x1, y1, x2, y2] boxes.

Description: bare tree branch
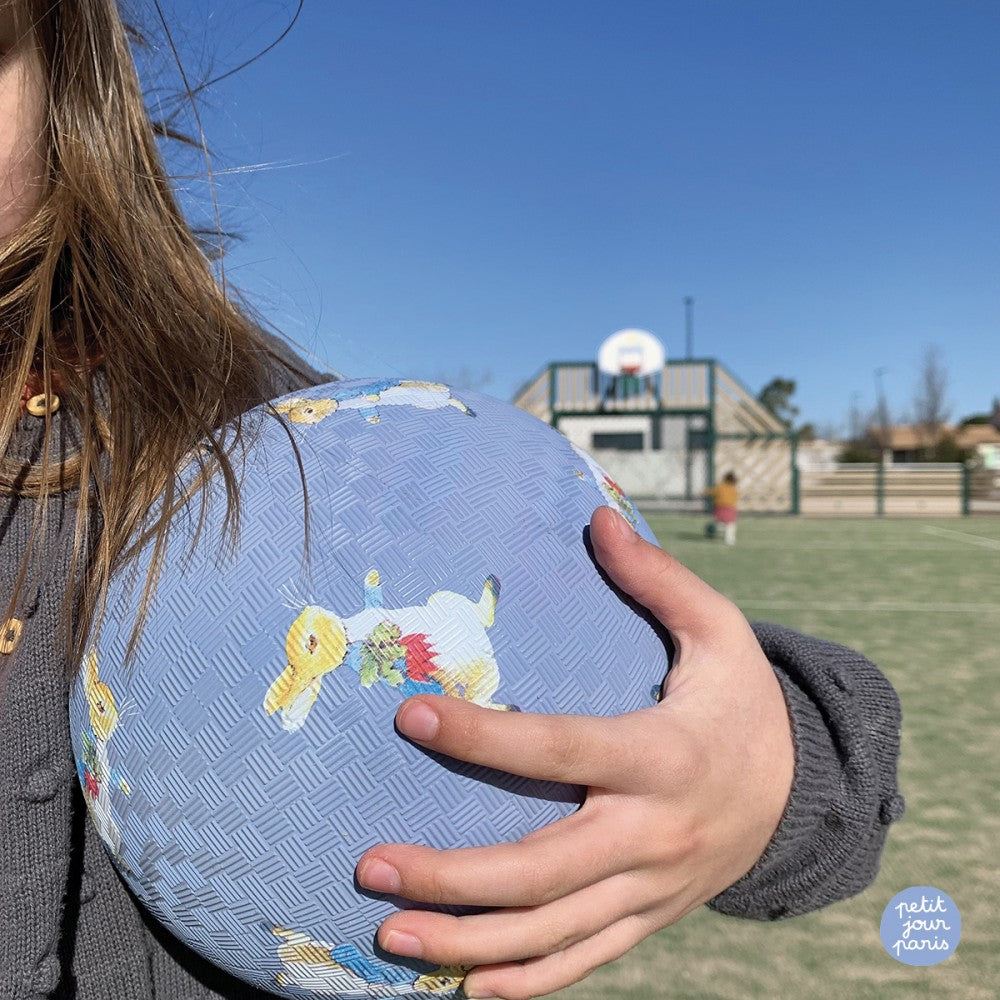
[[913, 345, 950, 455]]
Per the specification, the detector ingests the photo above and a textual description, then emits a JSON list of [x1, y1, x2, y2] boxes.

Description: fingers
[[589, 505, 742, 644], [373, 869, 657, 968], [462, 912, 662, 1000], [357, 804, 644, 908], [393, 695, 663, 791]]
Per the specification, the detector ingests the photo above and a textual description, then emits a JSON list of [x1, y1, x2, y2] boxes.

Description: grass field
[[554, 514, 999, 1000]]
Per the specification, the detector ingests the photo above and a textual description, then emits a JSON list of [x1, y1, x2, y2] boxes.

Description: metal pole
[[705, 363, 716, 512], [684, 296, 694, 359], [874, 367, 890, 457], [683, 297, 694, 497], [790, 434, 800, 515]]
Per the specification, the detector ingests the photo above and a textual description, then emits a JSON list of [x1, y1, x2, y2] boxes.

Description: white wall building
[[514, 359, 796, 512]]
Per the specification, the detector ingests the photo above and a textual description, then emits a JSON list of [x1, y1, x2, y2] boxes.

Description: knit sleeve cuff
[[708, 622, 904, 920]]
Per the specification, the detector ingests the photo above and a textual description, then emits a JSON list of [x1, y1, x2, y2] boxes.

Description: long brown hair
[[1, 0, 297, 668]]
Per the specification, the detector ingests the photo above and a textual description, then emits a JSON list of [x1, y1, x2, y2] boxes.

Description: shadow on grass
[[671, 531, 718, 542]]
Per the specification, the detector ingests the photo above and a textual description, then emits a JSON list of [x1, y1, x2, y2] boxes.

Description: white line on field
[[735, 599, 999, 614], [920, 525, 1000, 550], [688, 542, 960, 551]]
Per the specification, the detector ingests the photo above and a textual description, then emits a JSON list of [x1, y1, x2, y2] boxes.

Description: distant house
[[869, 423, 1000, 467], [957, 423, 1000, 469]]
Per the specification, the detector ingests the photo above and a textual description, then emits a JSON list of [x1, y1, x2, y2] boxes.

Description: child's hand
[[356, 506, 794, 1000]]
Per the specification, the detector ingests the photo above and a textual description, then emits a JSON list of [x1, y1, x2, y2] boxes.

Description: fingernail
[[383, 929, 423, 959], [358, 858, 401, 894], [462, 981, 497, 999], [397, 700, 440, 742], [611, 508, 639, 543]]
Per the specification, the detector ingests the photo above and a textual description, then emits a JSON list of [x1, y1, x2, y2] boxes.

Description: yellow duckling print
[[273, 379, 474, 425], [264, 571, 515, 733], [271, 926, 467, 996], [77, 649, 132, 856], [273, 396, 340, 424]]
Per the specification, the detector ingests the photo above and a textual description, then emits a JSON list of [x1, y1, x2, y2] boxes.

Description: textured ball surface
[[70, 378, 671, 998]]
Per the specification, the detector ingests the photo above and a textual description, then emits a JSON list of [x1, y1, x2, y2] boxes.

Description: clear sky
[[158, 0, 999, 435]]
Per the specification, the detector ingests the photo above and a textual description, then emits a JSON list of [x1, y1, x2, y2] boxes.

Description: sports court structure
[[514, 357, 797, 513]]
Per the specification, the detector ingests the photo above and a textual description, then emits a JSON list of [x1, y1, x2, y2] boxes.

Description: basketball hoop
[[597, 329, 666, 378], [595, 330, 665, 404]]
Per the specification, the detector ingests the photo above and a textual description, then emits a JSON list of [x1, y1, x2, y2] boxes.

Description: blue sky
[[159, 0, 999, 434]]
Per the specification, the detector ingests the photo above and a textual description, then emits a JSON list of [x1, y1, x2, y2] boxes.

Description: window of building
[[687, 428, 710, 451], [592, 432, 644, 451]]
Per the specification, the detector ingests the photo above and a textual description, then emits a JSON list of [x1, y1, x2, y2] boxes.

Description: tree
[[839, 441, 881, 463], [912, 346, 950, 457], [758, 377, 799, 428], [927, 432, 971, 464]]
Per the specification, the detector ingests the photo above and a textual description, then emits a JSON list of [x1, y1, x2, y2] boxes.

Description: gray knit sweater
[[0, 338, 903, 1000]]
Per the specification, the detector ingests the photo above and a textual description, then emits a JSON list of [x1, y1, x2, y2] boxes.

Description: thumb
[[588, 506, 735, 643]]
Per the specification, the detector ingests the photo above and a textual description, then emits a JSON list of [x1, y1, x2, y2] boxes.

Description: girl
[[710, 470, 740, 545], [0, 3, 903, 999]]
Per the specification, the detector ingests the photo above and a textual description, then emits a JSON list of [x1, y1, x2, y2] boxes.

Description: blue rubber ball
[[70, 378, 671, 999]]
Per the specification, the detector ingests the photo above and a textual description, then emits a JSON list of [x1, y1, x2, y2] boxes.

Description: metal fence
[[798, 464, 1000, 517]]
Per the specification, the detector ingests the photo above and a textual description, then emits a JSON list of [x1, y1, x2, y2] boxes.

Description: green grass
[[554, 515, 1000, 1000]]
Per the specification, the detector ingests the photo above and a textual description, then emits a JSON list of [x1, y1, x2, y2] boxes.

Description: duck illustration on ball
[[570, 442, 638, 526], [76, 649, 132, 858], [264, 571, 516, 732], [273, 379, 474, 425], [271, 926, 467, 996]]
